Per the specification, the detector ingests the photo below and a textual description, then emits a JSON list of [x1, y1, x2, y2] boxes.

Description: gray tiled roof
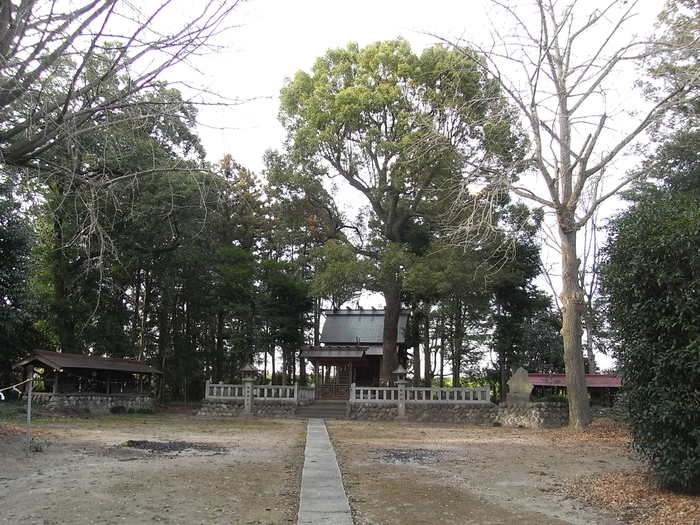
[[320, 309, 409, 344]]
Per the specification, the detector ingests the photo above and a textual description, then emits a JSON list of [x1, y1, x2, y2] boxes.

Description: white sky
[[169, 0, 666, 371], [191, 0, 500, 170]]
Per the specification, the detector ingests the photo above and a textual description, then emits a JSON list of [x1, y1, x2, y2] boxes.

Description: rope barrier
[[0, 378, 32, 394]]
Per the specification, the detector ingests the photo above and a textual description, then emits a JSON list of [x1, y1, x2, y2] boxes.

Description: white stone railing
[[205, 382, 245, 400], [205, 381, 306, 403], [349, 384, 491, 404], [406, 386, 491, 403], [351, 386, 401, 403], [256, 385, 296, 400]]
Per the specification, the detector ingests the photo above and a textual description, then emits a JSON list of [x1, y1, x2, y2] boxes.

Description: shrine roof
[[320, 308, 409, 345]]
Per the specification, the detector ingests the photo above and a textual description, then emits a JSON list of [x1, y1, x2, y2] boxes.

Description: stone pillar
[[393, 364, 408, 420], [396, 378, 407, 420], [240, 363, 258, 415], [243, 377, 255, 415], [506, 367, 533, 406]]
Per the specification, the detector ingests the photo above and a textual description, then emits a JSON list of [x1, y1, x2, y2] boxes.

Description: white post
[[294, 382, 299, 405], [205, 379, 210, 401], [26, 365, 33, 456]]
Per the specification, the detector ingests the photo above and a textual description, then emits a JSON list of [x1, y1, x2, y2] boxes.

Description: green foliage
[[310, 240, 369, 308], [602, 134, 700, 492], [0, 174, 42, 384]]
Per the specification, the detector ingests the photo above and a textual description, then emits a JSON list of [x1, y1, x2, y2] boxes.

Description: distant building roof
[[528, 373, 621, 388], [320, 309, 409, 345], [14, 349, 162, 374]]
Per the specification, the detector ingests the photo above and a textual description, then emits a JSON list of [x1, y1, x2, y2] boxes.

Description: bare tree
[[0, 0, 241, 171], [442, 0, 695, 428]]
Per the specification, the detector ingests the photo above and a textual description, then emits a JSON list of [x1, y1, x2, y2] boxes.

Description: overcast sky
[[175, 0, 666, 370], [186, 0, 662, 173]]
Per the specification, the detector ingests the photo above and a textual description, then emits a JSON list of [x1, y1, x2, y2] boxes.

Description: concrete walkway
[[298, 418, 353, 525]]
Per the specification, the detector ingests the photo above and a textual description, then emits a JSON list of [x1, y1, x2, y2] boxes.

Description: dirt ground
[[0, 414, 305, 525], [2, 412, 696, 525], [327, 419, 643, 525]]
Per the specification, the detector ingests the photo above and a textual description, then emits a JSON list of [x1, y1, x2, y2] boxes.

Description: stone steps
[[296, 401, 348, 419]]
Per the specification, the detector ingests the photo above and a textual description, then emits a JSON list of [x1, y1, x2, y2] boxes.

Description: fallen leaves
[[568, 468, 700, 524], [0, 422, 24, 436], [543, 417, 631, 444]]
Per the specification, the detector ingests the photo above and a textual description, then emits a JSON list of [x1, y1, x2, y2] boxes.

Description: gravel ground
[[0, 415, 305, 525]]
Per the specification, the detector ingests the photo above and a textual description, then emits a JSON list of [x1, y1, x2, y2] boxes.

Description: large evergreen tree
[[280, 40, 521, 382]]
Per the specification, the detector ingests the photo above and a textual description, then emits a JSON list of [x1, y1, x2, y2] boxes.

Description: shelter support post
[[25, 365, 33, 455]]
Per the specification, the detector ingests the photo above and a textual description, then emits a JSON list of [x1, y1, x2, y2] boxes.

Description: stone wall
[[252, 400, 297, 418], [196, 400, 296, 418], [407, 404, 497, 423], [31, 393, 154, 414], [197, 400, 245, 417], [349, 403, 497, 423], [496, 402, 568, 428], [348, 403, 398, 420], [349, 401, 569, 427]]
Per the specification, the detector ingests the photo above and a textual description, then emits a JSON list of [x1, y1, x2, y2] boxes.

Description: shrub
[[602, 193, 700, 492]]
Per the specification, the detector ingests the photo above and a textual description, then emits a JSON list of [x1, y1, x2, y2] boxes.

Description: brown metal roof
[[14, 349, 162, 374], [528, 373, 621, 388]]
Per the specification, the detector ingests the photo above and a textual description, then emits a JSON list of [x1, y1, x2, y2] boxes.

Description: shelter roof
[[320, 308, 409, 345], [528, 373, 621, 388], [14, 349, 162, 374]]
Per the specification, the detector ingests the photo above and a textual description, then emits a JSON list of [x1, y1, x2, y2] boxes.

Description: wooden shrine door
[[316, 363, 351, 400]]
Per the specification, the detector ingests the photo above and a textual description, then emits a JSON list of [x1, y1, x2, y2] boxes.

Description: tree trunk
[[423, 312, 432, 386], [412, 304, 421, 384], [313, 298, 321, 346], [263, 349, 268, 384], [452, 300, 463, 388], [271, 348, 276, 384], [138, 269, 151, 361], [380, 281, 401, 384], [51, 211, 78, 354], [214, 310, 225, 382], [584, 308, 597, 373], [559, 226, 592, 429]]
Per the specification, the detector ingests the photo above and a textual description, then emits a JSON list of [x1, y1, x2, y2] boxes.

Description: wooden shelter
[[300, 308, 409, 400], [14, 349, 162, 396]]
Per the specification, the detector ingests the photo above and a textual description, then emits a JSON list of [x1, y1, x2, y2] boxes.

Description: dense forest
[[0, 0, 694, 413], [0, 74, 565, 401]]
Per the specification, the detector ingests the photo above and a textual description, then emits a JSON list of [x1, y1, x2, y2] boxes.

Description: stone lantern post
[[393, 364, 408, 420], [241, 363, 258, 415]]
